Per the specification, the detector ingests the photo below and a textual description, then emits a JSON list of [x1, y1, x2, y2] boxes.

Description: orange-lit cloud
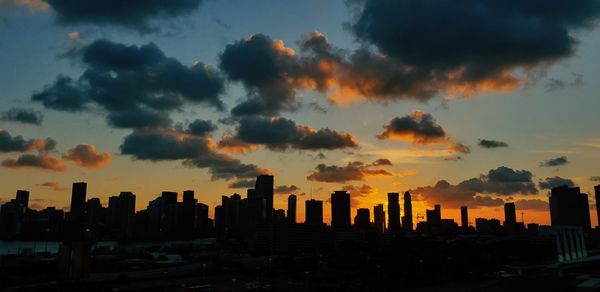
[[63, 144, 111, 169], [2, 153, 67, 172], [0, 0, 49, 11]]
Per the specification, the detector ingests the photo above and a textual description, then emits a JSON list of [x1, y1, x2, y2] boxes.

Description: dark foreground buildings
[[549, 185, 592, 230]]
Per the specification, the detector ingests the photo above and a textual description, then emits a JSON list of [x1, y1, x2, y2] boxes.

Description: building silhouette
[[305, 199, 323, 226], [595, 184, 600, 228], [504, 202, 517, 226], [374, 204, 385, 232], [387, 192, 401, 232], [426, 204, 442, 226], [255, 175, 274, 223], [331, 191, 351, 229], [182, 190, 196, 236], [70, 182, 87, 224], [549, 185, 591, 230], [354, 208, 370, 230], [16, 190, 29, 209], [287, 194, 297, 224], [402, 191, 413, 232], [460, 206, 468, 228]]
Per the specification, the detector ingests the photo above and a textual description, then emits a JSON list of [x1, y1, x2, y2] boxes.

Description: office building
[[460, 206, 468, 228], [403, 191, 413, 232], [331, 191, 351, 229], [374, 204, 385, 232], [549, 185, 591, 230], [305, 199, 323, 226], [388, 192, 401, 232], [287, 194, 297, 224]]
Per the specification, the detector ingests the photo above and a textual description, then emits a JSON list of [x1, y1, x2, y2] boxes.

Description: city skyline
[[1, 0, 600, 228]]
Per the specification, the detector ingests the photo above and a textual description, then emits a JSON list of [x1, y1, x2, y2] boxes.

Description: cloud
[[409, 166, 538, 208], [591, 176, 600, 182], [514, 199, 549, 211], [539, 176, 575, 190], [545, 73, 584, 91], [220, 116, 357, 152], [342, 184, 377, 207], [44, 0, 203, 32], [377, 111, 469, 154], [228, 179, 255, 189], [274, 185, 300, 194], [0, 0, 49, 11], [0, 130, 55, 153], [38, 181, 68, 191], [63, 144, 111, 168], [1, 108, 43, 125], [2, 153, 67, 172], [33, 39, 225, 129], [347, 0, 600, 99], [120, 127, 270, 181], [478, 139, 509, 149], [540, 156, 569, 167], [185, 119, 217, 136], [307, 160, 393, 183]]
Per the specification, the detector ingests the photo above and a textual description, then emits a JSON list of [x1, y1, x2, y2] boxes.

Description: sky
[[0, 0, 599, 226]]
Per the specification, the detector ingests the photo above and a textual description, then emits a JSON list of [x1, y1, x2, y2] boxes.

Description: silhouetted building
[[388, 192, 401, 232], [476, 218, 502, 234], [354, 208, 370, 230], [118, 192, 136, 239], [594, 185, 600, 226], [331, 191, 351, 229], [274, 209, 286, 223], [287, 194, 297, 224], [403, 191, 413, 232], [15, 190, 29, 210], [70, 182, 87, 224], [182, 190, 196, 236], [255, 175, 274, 223], [305, 199, 323, 226], [426, 204, 441, 226], [549, 185, 591, 230], [374, 204, 385, 232], [504, 202, 517, 226], [460, 206, 468, 228]]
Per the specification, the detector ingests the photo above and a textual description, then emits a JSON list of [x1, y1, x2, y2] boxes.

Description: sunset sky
[[1, 0, 599, 226]]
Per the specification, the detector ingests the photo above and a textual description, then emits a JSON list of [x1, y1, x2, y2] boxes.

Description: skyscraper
[[15, 190, 29, 209], [182, 190, 196, 235], [255, 175, 274, 223], [549, 185, 592, 230], [305, 199, 323, 226], [426, 204, 441, 226], [460, 206, 468, 228], [287, 194, 297, 224], [388, 192, 401, 232], [331, 191, 351, 229], [403, 191, 413, 232], [354, 208, 370, 230], [504, 202, 517, 226], [374, 204, 385, 232], [595, 185, 600, 228], [70, 182, 87, 224]]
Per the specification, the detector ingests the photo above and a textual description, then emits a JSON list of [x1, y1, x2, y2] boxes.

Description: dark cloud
[[31, 76, 89, 112], [1, 108, 43, 125], [478, 139, 509, 149], [46, 0, 203, 31], [222, 116, 357, 151], [274, 185, 300, 194], [63, 144, 111, 168], [348, 0, 600, 98], [120, 128, 269, 181], [0, 130, 55, 153], [228, 179, 255, 189], [2, 154, 67, 172], [539, 176, 575, 190], [341, 184, 374, 197], [219, 34, 302, 116], [514, 199, 549, 211], [591, 176, 600, 182], [372, 158, 392, 166], [33, 39, 225, 129], [540, 156, 569, 167], [545, 73, 584, 91], [38, 181, 69, 191], [409, 166, 538, 208], [307, 160, 393, 183], [186, 119, 217, 136], [377, 111, 469, 153]]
